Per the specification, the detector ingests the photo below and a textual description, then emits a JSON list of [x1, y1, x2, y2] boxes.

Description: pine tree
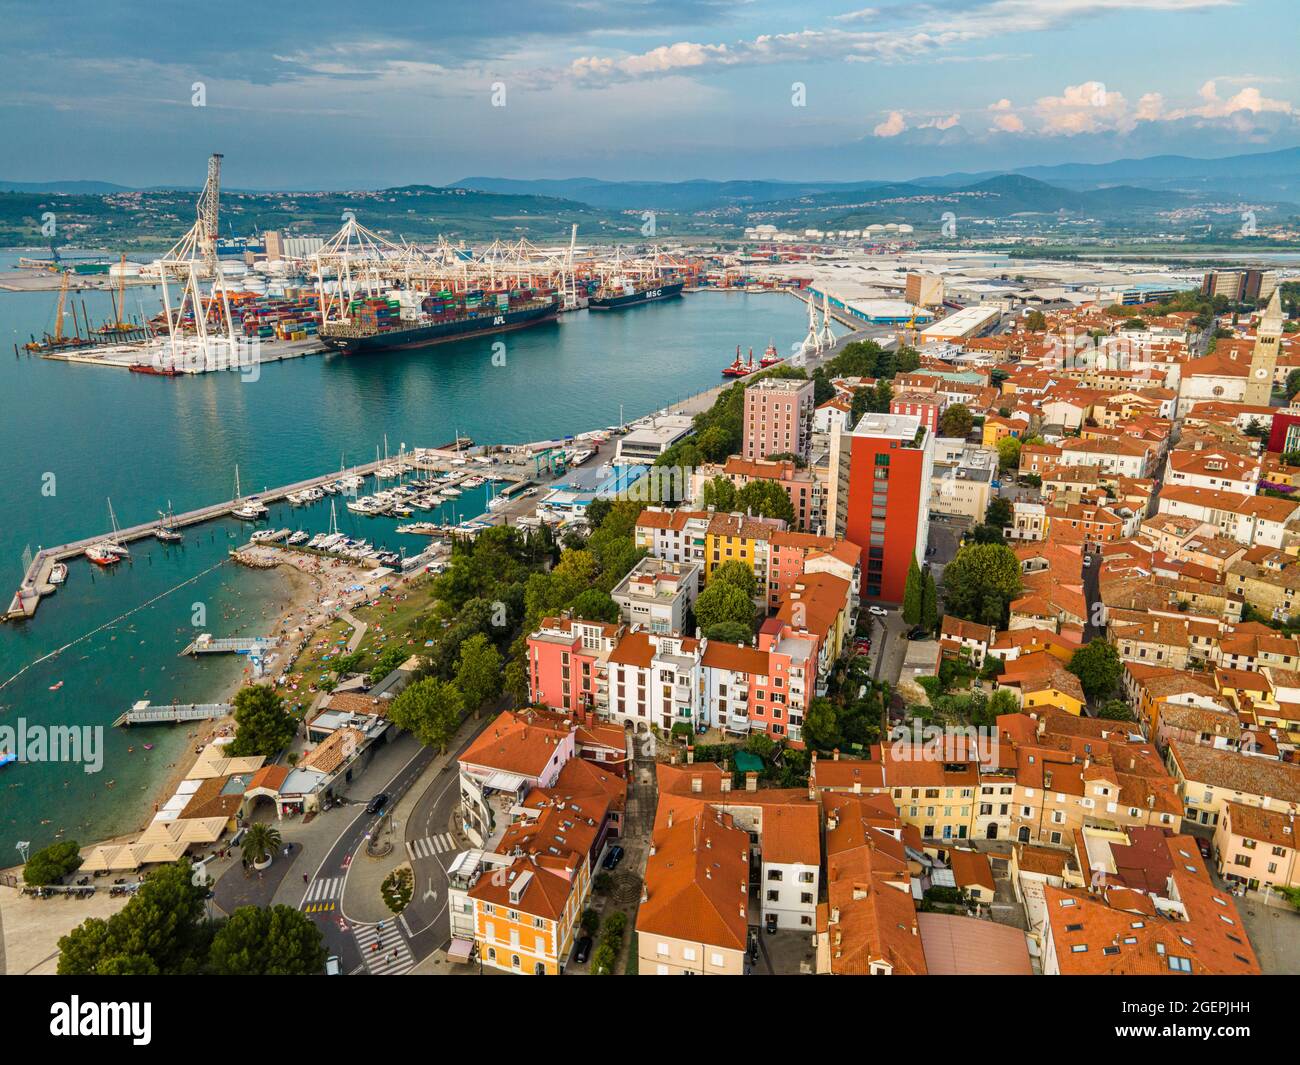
[[902, 558, 923, 625], [921, 570, 938, 632]]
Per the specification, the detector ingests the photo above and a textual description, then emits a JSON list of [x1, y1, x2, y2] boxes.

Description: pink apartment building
[[743, 377, 815, 462]]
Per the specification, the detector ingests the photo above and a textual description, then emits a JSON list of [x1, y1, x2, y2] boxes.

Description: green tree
[[1099, 699, 1133, 721], [387, 676, 465, 752], [695, 581, 755, 635], [920, 570, 939, 632], [735, 480, 796, 525], [702, 620, 753, 644], [228, 684, 296, 758], [985, 496, 1013, 528], [568, 588, 620, 623], [58, 860, 210, 975], [455, 632, 504, 716], [1024, 310, 1047, 331], [701, 475, 738, 511], [1068, 639, 1123, 704], [938, 403, 974, 438], [241, 822, 282, 866], [802, 697, 841, 752], [942, 543, 1022, 627], [996, 436, 1022, 471], [23, 840, 83, 885], [712, 559, 759, 599], [208, 904, 327, 976], [902, 558, 924, 626]]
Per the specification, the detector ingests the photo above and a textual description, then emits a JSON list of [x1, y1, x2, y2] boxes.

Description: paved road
[[295, 735, 435, 975]]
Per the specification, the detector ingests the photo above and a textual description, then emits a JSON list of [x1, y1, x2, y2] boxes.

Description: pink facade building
[[743, 378, 815, 462]]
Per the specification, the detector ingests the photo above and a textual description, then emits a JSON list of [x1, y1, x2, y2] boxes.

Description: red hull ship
[[722, 345, 758, 378]]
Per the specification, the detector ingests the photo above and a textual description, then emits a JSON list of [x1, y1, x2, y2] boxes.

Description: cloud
[[1165, 79, 1294, 119], [1032, 80, 1132, 135], [874, 110, 907, 136], [565, 0, 1236, 83], [920, 113, 960, 129]]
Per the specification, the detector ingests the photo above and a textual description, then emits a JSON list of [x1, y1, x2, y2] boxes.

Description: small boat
[[0, 752, 16, 769], [760, 339, 783, 368], [49, 681, 64, 691], [85, 543, 120, 566], [49, 563, 68, 585], [143, 743, 154, 751], [155, 505, 183, 543], [288, 531, 309, 545]]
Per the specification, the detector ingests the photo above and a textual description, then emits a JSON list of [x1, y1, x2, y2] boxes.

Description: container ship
[[319, 287, 559, 355], [588, 278, 684, 311]]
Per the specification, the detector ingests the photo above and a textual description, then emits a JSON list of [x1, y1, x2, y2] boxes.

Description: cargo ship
[[588, 278, 684, 311], [319, 288, 559, 355]]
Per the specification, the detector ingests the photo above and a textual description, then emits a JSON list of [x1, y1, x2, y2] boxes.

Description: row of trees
[[58, 860, 325, 975], [700, 476, 795, 524], [901, 558, 938, 631]]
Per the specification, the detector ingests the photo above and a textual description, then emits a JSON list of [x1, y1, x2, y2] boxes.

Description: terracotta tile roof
[[636, 807, 750, 950], [459, 707, 573, 778], [949, 849, 996, 894], [1170, 738, 1300, 803]]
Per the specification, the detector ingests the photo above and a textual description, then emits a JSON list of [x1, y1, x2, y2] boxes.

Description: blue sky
[[2, 0, 1297, 187]]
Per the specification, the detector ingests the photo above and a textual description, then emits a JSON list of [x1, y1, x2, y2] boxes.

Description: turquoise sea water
[[0, 259, 816, 855]]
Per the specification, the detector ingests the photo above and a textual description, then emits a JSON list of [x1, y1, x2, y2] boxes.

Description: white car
[[868, 606, 888, 617]]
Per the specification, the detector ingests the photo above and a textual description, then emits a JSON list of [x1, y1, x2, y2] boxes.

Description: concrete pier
[[4, 442, 476, 623]]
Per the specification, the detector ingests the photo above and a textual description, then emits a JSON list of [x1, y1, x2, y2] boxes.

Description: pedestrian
[[303, 873, 309, 884]]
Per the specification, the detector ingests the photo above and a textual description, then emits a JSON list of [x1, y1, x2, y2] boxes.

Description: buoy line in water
[[0, 558, 231, 694]]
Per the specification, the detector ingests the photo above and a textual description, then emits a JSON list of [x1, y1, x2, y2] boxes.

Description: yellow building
[[999, 652, 1087, 716], [469, 854, 589, 975], [704, 513, 775, 582], [981, 416, 1024, 449]]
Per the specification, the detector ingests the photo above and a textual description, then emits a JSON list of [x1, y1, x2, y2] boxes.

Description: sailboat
[[230, 465, 267, 521], [86, 499, 129, 565], [155, 502, 183, 543]]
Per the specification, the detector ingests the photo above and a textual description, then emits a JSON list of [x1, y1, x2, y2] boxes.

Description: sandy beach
[[140, 547, 402, 826]]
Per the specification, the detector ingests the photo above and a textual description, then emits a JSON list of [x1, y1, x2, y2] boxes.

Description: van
[[324, 955, 342, 976]]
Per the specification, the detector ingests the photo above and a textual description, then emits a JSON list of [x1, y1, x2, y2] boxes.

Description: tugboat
[[759, 339, 783, 368], [722, 345, 754, 378]]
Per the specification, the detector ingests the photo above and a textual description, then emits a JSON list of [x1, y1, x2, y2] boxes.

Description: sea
[[0, 252, 819, 857]]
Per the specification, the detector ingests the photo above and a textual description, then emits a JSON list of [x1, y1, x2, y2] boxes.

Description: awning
[[446, 938, 475, 964], [483, 771, 527, 792]]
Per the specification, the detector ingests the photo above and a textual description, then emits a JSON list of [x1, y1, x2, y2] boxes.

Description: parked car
[[365, 793, 390, 815], [573, 936, 593, 964], [868, 605, 888, 617], [602, 845, 625, 870], [746, 928, 760, 963], [907, 627, 930, 640], [1196, 837, 1213, 861], [324, 955, 342, 976]]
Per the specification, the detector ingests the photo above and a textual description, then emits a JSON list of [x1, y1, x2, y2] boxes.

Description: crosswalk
[[355, 921, 414, 976], [302, 876, 344, 913], [406, 833, 457, 860]]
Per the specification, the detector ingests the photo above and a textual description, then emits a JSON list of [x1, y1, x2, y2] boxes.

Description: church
[[1176, 289, 1284, 416]]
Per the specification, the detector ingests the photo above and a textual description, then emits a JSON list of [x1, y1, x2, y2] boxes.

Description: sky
[[2, 0, 1298, 188]]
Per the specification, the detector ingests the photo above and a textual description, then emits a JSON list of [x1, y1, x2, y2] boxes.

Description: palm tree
[[241, 822, 282, 867]]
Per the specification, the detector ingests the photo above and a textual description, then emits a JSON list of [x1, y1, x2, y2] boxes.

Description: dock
[[180, 635, 276, 656], [4, 440, 476, 623], [112, 701, 232, 727]]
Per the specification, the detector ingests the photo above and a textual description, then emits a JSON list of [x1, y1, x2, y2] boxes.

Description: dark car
[[907, 627, 930, 640], [573, 936, 593, 964], [1196, 837, 1213, 861], [602, 845, 625, 870], [365, 793, 390, 816]]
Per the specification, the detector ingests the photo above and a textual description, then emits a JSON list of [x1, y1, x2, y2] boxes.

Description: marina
[[3, 446, 485, 622]]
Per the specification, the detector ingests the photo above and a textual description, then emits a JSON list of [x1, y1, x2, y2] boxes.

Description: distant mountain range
[[457, 145, 1300, 214]]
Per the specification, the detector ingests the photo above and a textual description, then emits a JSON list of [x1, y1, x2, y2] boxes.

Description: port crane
[[156, 153, 239, 372]]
